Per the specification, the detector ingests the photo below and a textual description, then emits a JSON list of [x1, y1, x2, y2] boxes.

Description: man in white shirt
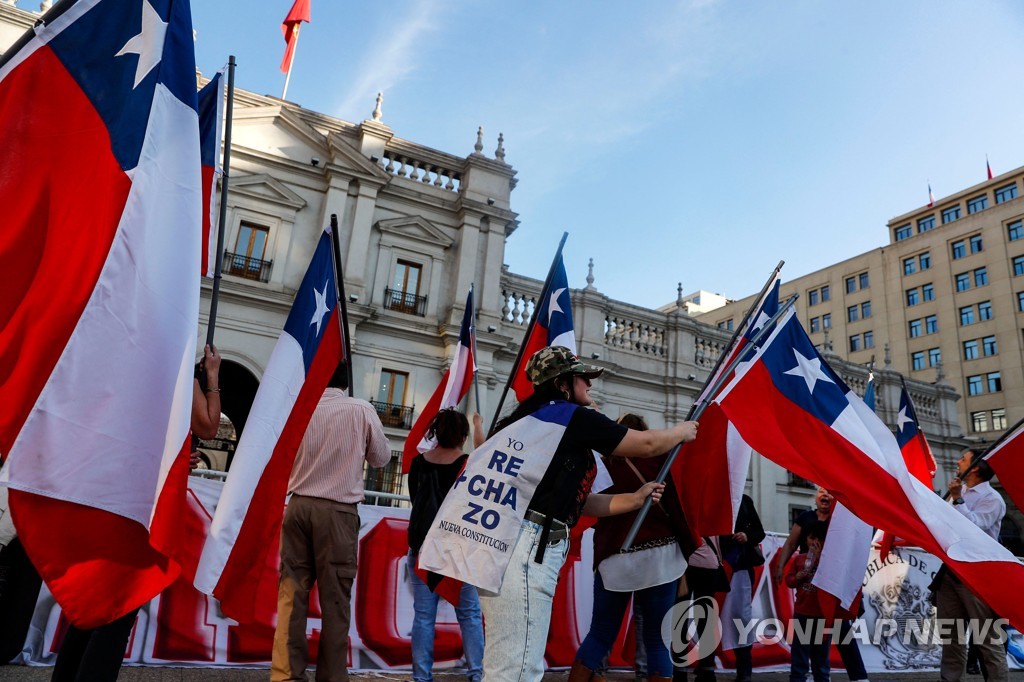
[[936, 448, 1008, 682]]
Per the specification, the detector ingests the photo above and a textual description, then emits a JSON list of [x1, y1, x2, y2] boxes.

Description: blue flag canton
[[197, 72, 221, 167], [761, 315, 853, 427], [743, 280, 781, 342], [895, 389, 920, 448], [284, 232, 338, 374], [534, 257, 574, 342], [531, 400, 578, 428], [49, 0, 198, 171]]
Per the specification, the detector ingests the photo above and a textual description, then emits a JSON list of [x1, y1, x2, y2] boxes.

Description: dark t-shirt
[[794, 509, 830, 552], [408, 454, 468, 501], [408, 453, 468, 552], [526, 404, 628, 528]]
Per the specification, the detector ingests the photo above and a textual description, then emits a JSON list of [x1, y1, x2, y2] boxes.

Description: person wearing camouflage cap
[[480, 346, 700, 682]]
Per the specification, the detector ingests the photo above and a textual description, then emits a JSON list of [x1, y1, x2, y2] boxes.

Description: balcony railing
[[370, 400, 414, 429], [363, 451, 407, 508], [383, 287, 427, 316], [223, 251, 273, 283]]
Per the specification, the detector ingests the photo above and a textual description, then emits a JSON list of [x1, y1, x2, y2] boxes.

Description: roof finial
[[40, 0, 53, 10], [372, 92, 383, 122], [495, 133, 506, 162], [474, 126, 484, 154], [676, 282, 685, 308], [585, 258, 596, 290]]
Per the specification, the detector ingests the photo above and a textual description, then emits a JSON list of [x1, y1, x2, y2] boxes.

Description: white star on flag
[[896, 406, 913, 433], [116, 0, 168, 88], [548, 287, 566, 324], [783, 349, 834, 394], [310, 281, 331, 336]]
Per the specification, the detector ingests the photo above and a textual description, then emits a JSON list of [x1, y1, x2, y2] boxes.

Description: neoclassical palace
[[2, 2, 1002, 540]]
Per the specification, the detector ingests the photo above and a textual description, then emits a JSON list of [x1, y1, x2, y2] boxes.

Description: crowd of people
[[0, 344, 1014, 682]]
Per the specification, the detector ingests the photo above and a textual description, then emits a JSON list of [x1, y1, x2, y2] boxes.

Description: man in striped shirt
[[272, 362, 390, 682]]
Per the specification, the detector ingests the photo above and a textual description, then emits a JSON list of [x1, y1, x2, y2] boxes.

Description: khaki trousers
[[271, 495, 359, 682], [936, 571, 1008, 682]]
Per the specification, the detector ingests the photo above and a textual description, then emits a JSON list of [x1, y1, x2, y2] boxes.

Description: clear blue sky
[[192, 1, 1024, 310]]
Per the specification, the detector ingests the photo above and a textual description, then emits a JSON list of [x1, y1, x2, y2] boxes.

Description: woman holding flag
[[481, 346, 699, 682]]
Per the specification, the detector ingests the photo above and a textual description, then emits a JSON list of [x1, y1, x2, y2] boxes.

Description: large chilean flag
[[0, 0, 202, 628], [194, 229, 344, 623], [716, 310, 1024, 629], [402, 288, 476, 474]]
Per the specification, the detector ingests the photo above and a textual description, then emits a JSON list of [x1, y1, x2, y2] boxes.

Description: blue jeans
[[479, 519, 569, 682], [409, 552, 484, 682], [836, 619, 867, 680], [577, 572, 675, 677], [789, 615, 831, 682]]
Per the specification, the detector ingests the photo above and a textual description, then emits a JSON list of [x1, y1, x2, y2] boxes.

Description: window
[[912, 351, 925, 371], [970, 234, 983, 254], [988, 372, 1002, 393], [972, 411, 989, 433], [993, 408, 1007, 430], [952, 240, 966, 259], [385, 260, 426, 315], [918, 215, 936, 233], [227, 221, 272, 281], [861, 301, 871, 318], [920, 252, 931, 270], [864, 330, 874, 349], [942, 205, 961, 223], [963, 340, 979, 360], [996, 184, 1018, 204], [922, 283, 935, 301], [849, 335, 861, 352], [810, 317, 820, 333], [847, 305, 859, 322], [956, 273, 971, 291], [983, 335, 997, 356], [979, 301, 993, 320], [906, 288, 919, 306], [904, 257, 917, 275], [809, 289, 819, 306], [967, 194, 989, 214], [1008, 220, 1023, 241], [960, 306, 975, 325], [822, 313, 831, 329], [821, 285, 831, 302], [968, 375, 984, 396], [925, 315, 938, 334], [846, 276, 856, 294], [718, 319, 734, 331], [1014, 255, 1024, 276], [909, 319, 923, 337], [376, 369, 408, 406], [974, 267, 988, 286], [1019, 291, 1024, 312], [929, 347, 942, 367], [859, 272, 870, 289], [894, 224, 912, 241]]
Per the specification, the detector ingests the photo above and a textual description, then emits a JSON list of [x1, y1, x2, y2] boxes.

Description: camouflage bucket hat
[[525, 346, 604, 386]]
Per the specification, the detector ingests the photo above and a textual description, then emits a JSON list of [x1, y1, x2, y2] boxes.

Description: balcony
[[223, 251, 273, 283], [363, 451, 407, 508], [370, 400, 414, 429], [383, 287, 427, 316]]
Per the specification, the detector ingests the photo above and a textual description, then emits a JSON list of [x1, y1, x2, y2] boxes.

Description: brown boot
[[568, 660, 595, 682]]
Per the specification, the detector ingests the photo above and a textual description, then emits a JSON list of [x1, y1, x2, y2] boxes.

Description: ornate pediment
[[230, 174, 307, 210], [376, 215, 453, 252]]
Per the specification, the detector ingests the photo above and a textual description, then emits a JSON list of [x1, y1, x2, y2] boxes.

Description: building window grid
[[822, 313, 831, 329], [906, 289, 919, 306], [895, 224, 912, 241], [970, 234, 983, 254], [974, 267, 988, 286], [988, 372, 1002, 393], [821, 285, 831, 302], [983, 335, 997, 356], [909, 319, 923, 337], [925, 315, 938, 334], [918, 216, 936, 233], [912, 351, 925, 371], [859, 272, 869, 289], [861, 301, 871, 318], [1018, 291, 1024, 312], [864, 330, 874, 348], [979, 301, 993, 320], [967, 195, 988, 215], [809, 290, 819, 306], [904, 258, 916, 275], [972, 411, 989, 433], [952, 240, 966, 260], [920, 252, 931, 270], [968, 375, 984, 396], [928, 348, 941, 367], [848, 305, 859, 322], [942, 205, 961, 223], [846, 277, 856, 294], [1008, 220, 1023, 241], [995, 184, 1018, 204], [922, 283, 935, 302], [849, 335, 861, 352], [1014, 256, 1024, 277], [963, 340, 979, 360], [993, 408, 1008, 430], [810, 317, 820, 333], [960, 306, 975, 326], [956, 273, 971, 292]]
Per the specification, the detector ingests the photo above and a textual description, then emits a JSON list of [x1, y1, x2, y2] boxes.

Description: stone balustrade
[[380, 147, 462, 193]]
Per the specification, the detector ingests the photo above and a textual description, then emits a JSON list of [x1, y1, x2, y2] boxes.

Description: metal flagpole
[[281, 26, 300, 100], [621, 294, 799, 550], [471, 283, 482, 414], [206, 56, 235, 348], [329, 214, 355, 392]]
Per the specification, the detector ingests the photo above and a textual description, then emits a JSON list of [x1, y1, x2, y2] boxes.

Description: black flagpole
[[329, 214, 355, 391], [621, 294, 799, 550], [487, 231, 569, 436], [206, 56, 235, 348]]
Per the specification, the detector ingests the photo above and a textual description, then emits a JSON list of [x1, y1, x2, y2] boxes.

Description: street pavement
[[0, 668, 995, 681]]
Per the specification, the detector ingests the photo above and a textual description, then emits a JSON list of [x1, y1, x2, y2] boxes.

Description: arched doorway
[[195, 359, 259, 471]]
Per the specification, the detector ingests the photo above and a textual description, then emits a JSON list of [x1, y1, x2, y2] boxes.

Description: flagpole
[[471, 283, 482, 415], [281, 25, 300, 100], [487, 231, 569, 436], [622, 294, 798, 551], [206, 56, 235, 348], [329, 214, 355, 391], [687, 260, 784, 419]]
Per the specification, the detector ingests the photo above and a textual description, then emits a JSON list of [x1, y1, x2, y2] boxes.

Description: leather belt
[[524, 509, 569, 544]]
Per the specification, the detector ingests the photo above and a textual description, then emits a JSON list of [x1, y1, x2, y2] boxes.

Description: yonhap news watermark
[[662, 596, 1008, 662]]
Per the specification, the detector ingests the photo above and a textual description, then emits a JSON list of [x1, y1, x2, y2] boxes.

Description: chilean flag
[[716, 310, 1024, 629], [280, 0, 310, 74], [987, 156, 994, 180], [197, 70, 224, 278], [510, 253, 576, 401], [194, 229, 344, 623], [981, 418, 1024, 514], [672, 277, 780, 539], [402, 288, 476, 474], [0, 0, 202, 628]]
